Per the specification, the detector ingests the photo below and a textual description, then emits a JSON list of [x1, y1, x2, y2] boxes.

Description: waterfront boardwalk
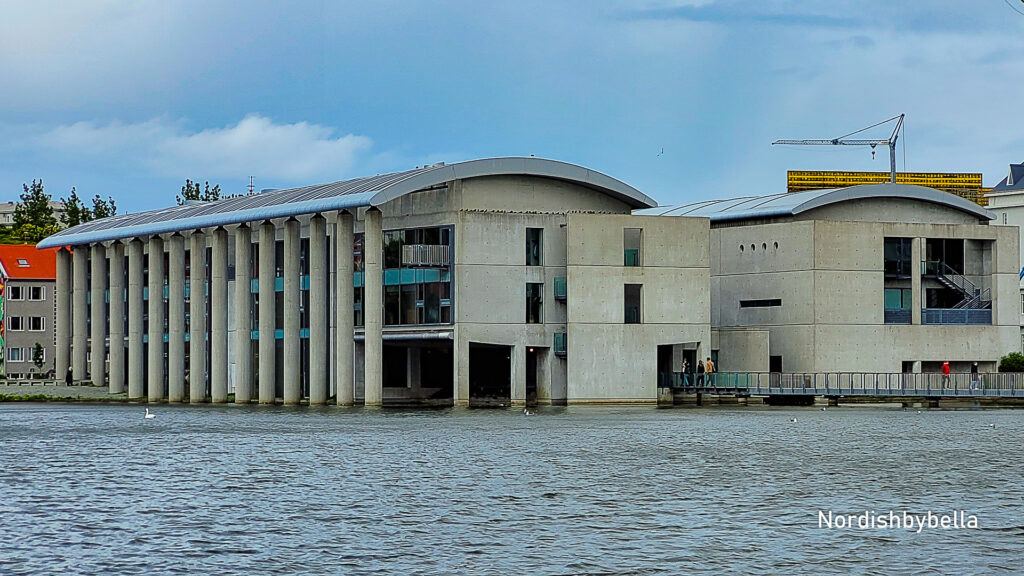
[[666, 372, 1024, 399]]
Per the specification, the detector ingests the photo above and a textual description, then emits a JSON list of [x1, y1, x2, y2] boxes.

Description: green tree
[[91, 194, 117, 219], [998, 352, 1024, 372], [61, 187, 92, 227], [32, 342, 45, 374], [12, 223, 60, 244], [13, 180, 57, 230], [177, 179, 221, 205]]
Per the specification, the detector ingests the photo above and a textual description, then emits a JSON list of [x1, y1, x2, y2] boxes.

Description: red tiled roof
[[0, 244, 59, 280]]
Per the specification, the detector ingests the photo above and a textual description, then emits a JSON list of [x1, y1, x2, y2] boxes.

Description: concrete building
[[0, 201, 66, 227], [983, 160, 1024, 350], [37, 158, 710, 405], [639, 184, 1020, 375], [0, 245, 58, 379]]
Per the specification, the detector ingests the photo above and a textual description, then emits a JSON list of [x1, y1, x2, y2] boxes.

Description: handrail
[[664, 371, 1023, 397]]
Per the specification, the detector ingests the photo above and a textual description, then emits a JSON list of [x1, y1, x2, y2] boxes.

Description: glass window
[[384, 285, 401, 325], [383, 231, 402, 269], [8, 347, 23, 362], [884, 288, 911, 309], [526, 228, 543, 266], [29, 317, 45, 331], [526, 283, 543, 324], [8, 316, 23, 331], [8, 285, 23, 300], [400, 284, 417, 325], [624, 284, 642, 324], [29, 286, 44, 300], [884, 238, 912, 276], [624, 228, 642, 267]]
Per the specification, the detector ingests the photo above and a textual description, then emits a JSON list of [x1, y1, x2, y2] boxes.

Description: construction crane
[[772, 114, 905, 183]]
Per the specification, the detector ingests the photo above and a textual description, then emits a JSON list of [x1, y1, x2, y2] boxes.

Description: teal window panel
[[384, 269, 400, 285], [400, 268, 415, 284], [275, 278, 284, 291], [251, 279, 259, 293], [353, 272, 364, 287], [301, 275, 310, 290]]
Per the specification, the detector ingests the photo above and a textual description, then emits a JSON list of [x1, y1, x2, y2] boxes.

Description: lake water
[[1, 403, 1022, 575]]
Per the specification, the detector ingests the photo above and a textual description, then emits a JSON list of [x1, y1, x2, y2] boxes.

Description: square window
[[29, 317, 45, 331], [8, 316, 23, 331], [29, 286, 44, 300], [16, 258, 29, 267], [7, 347, 23, 362], [526, 228, 543, 266], [526, 283, 543, 324], [624, 284, 642, 324], [8, 285, 23, 300]]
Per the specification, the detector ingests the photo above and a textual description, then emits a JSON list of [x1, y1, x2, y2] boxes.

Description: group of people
[[679, 357, 716, 386], [941, 361, 982, 390]]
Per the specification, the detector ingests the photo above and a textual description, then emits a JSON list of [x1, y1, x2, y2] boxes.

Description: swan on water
[[790, 417, 797, 423], [145, 408, 155, 419]]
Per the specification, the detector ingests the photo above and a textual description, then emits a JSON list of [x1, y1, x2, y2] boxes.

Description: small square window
[[7, 347, 23, 362], [29, 317, 45, 331], [29, 286, 44, 300], [8, 286, 23, 300], [8, 316, 24, 331], [16, 258, 29, 267]]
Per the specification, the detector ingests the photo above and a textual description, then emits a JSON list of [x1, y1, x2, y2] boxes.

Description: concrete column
[[363, 209, 383, 406], [511, 344, 526, 407], [234, 224, 253, 403], [258, 220, 276, 404], [89, 244, 107, 386], [210, 227, 229, 403], [453, 328, 469, 407], [407, 347, 421, 398], [167, 234, 185, 402], [127, 239, 145, 399], [55, 248, 72, 382], [309, 214, 328, 405], [148, 236, 165, 402], [108, 242, 125, 394], [190, 230, 208, 403], [336, 212, 355, 406], [72, 246, 88, 382], [283, 218, 302, 405], [912, 236, 922, 325]]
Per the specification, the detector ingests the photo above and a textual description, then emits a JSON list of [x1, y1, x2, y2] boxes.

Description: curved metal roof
[[636, 183, 994, 222], [39, 157, 654, 248]]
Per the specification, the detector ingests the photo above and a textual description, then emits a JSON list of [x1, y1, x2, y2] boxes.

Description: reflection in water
[[1, 404, 1022, 575]]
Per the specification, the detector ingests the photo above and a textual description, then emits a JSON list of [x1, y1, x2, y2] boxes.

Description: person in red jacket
[[941, 361, 951, 387]]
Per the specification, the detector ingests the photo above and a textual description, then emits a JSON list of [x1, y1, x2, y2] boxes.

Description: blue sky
[[2, 1, 1023, 213]]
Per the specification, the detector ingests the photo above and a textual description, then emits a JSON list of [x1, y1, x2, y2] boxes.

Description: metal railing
[[660, 371, 1024, 398], [922, 308, 991, 325], [883, 308, 911, 324]]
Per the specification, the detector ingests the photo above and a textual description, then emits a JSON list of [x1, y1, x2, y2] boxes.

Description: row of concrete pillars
[[54, 209, 385, 406]]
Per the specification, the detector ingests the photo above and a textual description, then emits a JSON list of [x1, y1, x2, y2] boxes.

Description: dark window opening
[[740, 299, 782, 308], [526, 228, 543, 266], [526, 283, 543, 324], [884, 237, 913, 276], [624, 228, 642, 267], [624, 284, 642, 324]]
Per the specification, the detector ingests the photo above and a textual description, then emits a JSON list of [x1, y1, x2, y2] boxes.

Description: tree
[[91, 194, 117, 219], [61, 187, 92, 228], [998, 352, 1024, 372], [13, 180, 57, 230], [177, 180, 221, 205], [32, 342, 45, 374]]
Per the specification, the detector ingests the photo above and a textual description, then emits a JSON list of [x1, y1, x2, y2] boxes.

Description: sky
[[2, 0, 1024, 213]]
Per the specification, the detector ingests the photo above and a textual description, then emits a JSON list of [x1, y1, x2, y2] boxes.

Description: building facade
[[984, 160, 1024, 351], [0, 201, 66, 227], [640, 184, 1020, 375], [0, 245, 58, 379], [38, 158, 710, 405]]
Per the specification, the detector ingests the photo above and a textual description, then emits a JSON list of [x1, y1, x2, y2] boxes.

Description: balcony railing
[[884, 308, 911, 324], [553, 276, 567, 300], [401, 244, 450, 267], [922, 308, 991, 325], [660, 371, 1024, 397]]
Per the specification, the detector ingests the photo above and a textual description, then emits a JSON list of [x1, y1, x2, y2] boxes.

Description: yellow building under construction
[[787, 171, 989, 206]]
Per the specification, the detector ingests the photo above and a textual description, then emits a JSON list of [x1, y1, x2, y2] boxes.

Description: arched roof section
[[636, 183, 993, 223], [38, 157, 654, 248]]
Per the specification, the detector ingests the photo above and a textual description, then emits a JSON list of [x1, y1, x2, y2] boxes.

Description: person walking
[[705, 357, 715, 386], [696, 360, 705, 387], [970, 362, 979, 391], [941, 361, 951, 388]]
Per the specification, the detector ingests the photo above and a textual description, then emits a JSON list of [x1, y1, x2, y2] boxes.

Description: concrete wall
[[713, 328, 770, 372], [796, 197, 980, 225], [567, 214, 710, 403], [710, 211, 1021, 373]]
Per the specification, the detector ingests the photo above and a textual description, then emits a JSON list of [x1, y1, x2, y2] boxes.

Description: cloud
[[35, 115, 373, 182]]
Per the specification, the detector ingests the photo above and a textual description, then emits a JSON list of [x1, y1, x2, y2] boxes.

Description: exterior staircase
[[934, 262, 991, 310]]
